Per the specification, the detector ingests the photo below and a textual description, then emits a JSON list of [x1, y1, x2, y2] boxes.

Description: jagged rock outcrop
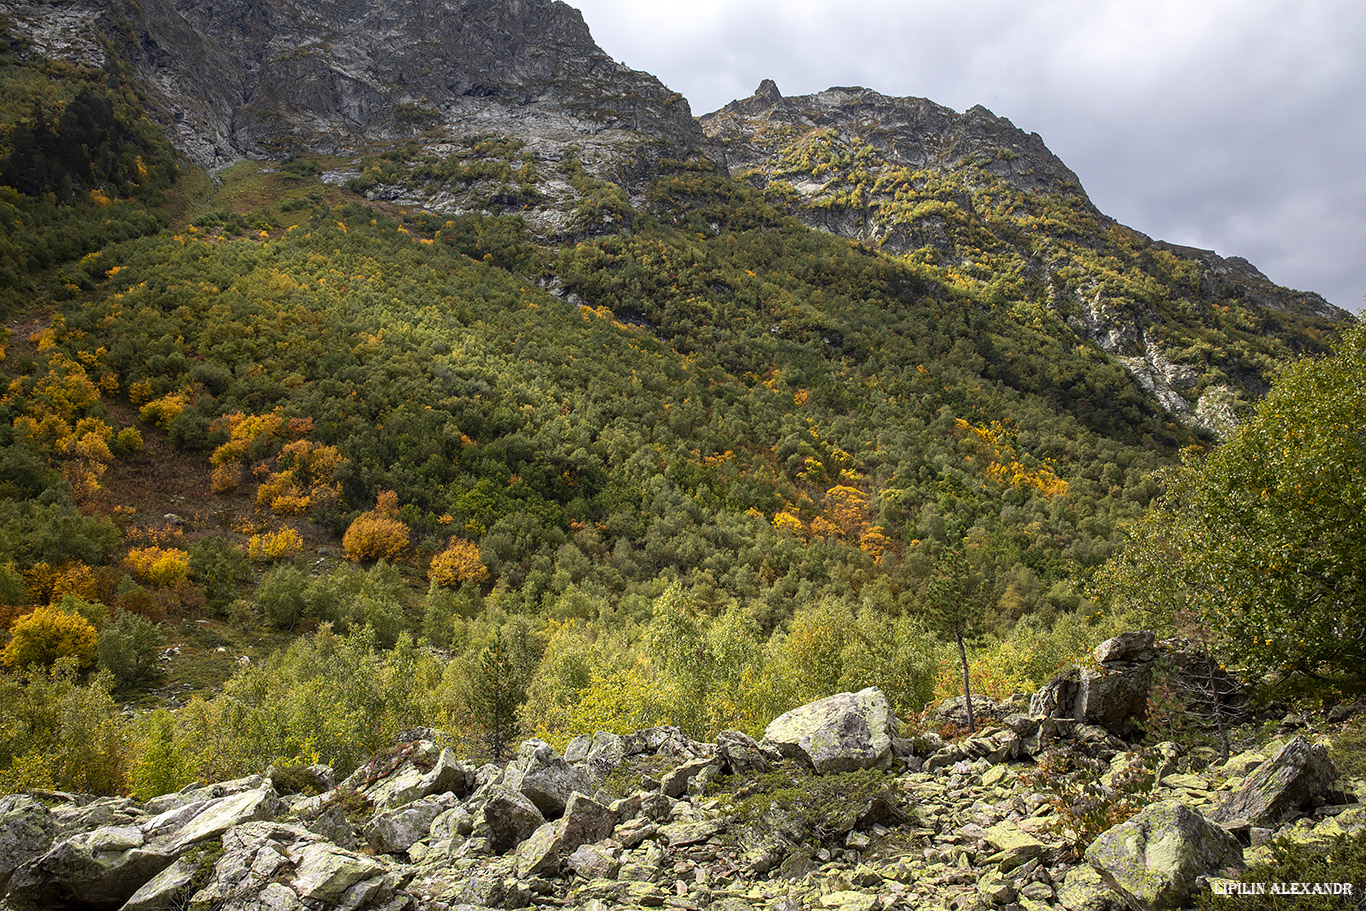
[[4, 0, 715, 205], [1209, 736, 1338, 830], [1032, 632, 1158, 739], [703, 81, 1087, 224]]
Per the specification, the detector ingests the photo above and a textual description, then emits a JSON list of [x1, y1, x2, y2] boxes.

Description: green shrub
[[97, 609, 166, 689]]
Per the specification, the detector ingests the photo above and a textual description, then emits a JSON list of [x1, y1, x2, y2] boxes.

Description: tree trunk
[[955, 623, 975, 734]]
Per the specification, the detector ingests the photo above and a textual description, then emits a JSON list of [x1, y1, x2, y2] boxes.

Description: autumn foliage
[[428, 538, 490, 586], [1, 606, 98, 670], [342, 491, 410, 562]]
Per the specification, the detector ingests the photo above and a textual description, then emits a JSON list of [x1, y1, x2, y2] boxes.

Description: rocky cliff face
[[5, 0, 712, 177], [701, 81, 1351, 439]]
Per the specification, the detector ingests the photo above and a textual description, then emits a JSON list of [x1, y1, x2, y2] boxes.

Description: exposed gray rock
[[1093, 631, 1157, 666], [717, 730, 771, 774], [189, 821, 387, 910], [357, 743, 471, 810], [1032, 663, 1152, 740], [515, 791, 614, 878], [4, 824, 175, 911], [1086, 800, 1244, 911], [660, 757, 719, 798], [761, 687, 897, 773], [505, 739, 595, 818], [1210, 736, 1337, 829], [364, 793, 453, 855], [483, 784, 547, 854], [0, 794, 59, 890], [120, 856, 199, 911]]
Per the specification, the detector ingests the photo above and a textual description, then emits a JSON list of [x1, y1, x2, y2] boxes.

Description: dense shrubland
[[0, 33, 1357, 798]]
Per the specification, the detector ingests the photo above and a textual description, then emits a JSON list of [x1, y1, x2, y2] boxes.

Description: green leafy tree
[[97, 609, 166, 690], [1098, 324, 1366, 686], [924, 543, 988, 732]]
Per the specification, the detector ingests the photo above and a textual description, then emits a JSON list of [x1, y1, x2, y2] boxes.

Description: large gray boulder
[[1086, 800, 1244, 911], [352, 742, 472, 811], [516, 791, 615, 878], [1032, 633, 1157, 738], [189, 821, 391, 911], [504, 740, 595, 818], [4, 783, 280, 911], [1210, 736, 1337, 829], [483, 784, 547, 854], [0, 795, 59, 891], [761, 687, 898, 774]]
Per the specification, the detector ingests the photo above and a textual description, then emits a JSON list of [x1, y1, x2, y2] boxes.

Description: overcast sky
[[569, 0, 1365, 314]]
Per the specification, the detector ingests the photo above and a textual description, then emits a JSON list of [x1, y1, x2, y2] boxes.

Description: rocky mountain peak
[[702, 83, 1087, 203], [10, 0, 712, 174]]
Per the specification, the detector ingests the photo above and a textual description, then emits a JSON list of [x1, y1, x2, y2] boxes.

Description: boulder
[[0, 795, 59, 890], [364, 793, 453, 854], [483, 784, 547, 854], [717, 730, 770, 774], [505, 740, 595, 818], [1032, 664, 1151, 739], [5, 784, 279, 911], [660, 757, 719, 798], [761, 687, 898, 773], [153, 783, 282, 855], [188, 821, 389, 910], [4, 825, 175, 911], [1093, 631, 1157, 666], [1210, 735, 1337, 829], [1085, 800, 1244, 910], [515, 792, 614, 877], [1057, 864, 1124, 911], [120, 856, 199, 911], [361, 744, 471, 810]]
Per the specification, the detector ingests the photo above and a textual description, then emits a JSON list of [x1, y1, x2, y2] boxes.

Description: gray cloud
[[571, 0, 1366, 312]]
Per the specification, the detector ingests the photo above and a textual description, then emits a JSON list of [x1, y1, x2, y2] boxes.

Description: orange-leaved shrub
[[342, 491, 409, 562], [428, 538, 489, 586]]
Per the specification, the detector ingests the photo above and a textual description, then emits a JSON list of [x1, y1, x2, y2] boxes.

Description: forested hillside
[[0, 13, 1357, 797]]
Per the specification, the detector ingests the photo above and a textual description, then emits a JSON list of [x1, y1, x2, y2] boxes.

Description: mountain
[[700, 81, 1347, 436], [0, 0, 1360, 811]]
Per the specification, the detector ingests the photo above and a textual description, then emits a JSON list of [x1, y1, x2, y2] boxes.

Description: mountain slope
[[701, 81, 1348, 436]]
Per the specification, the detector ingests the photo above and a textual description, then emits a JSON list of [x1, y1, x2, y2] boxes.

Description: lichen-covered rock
[[4, 825, 174, 911], [1032, 663, 1151, 739], [483, 784, 547, 854], [1057, 864, 1124, 911], [121, 856, 199, 911], [761, 687, 897, 773], [1209, 735, 1337, 829], [505, 739, 596, 818], [516, 792, 615, 878], [1085, 800, 1244, 910], [1093, 631, 1157, 666], [716, 730, 771, 774], [0, 794, 58, 890], [188, 821, 389, 910], [364, 792, 453, 855], [357, 742, 472, 811]]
